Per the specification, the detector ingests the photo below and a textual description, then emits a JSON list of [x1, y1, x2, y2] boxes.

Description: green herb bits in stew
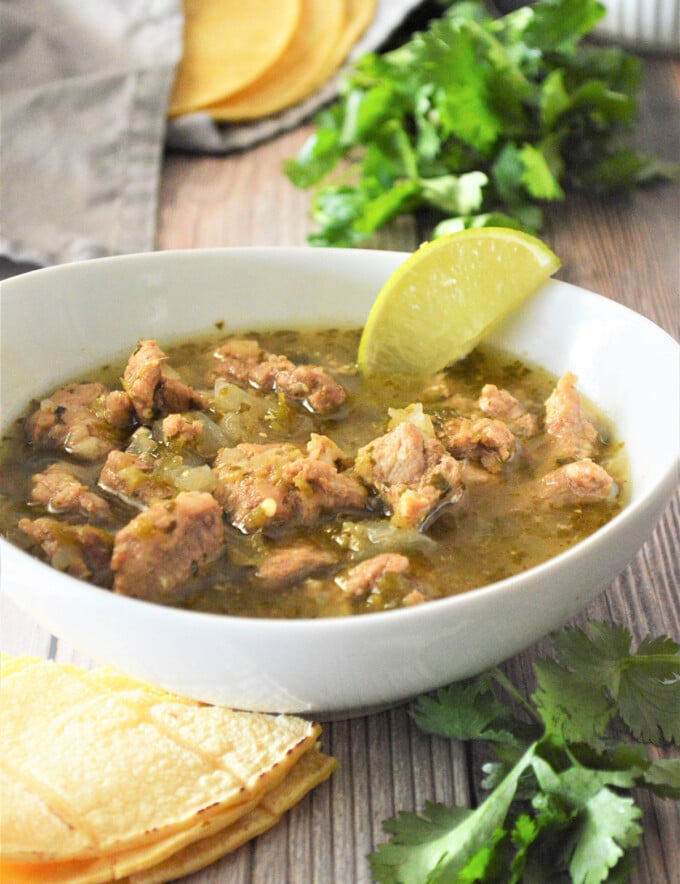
[[0, 327, 627, 618]]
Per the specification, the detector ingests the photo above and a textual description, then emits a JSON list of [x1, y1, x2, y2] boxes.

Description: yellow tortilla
[[0, 656, 321, 863], [169, 0, 303, 116], [0, 793, 261, 884], [308, 0, 377, 91], [128, 748, 337, 884], [0, 651, 41, 678], [207, 0, 345, 121], [0, 750, 336, 884]]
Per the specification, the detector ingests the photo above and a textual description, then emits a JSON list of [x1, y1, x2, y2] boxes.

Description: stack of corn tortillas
[[165, 0, 424, 153], [169, 0, 378, 121], [0, 655, 336, 883]]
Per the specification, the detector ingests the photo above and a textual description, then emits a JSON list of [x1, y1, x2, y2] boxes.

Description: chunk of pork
[[213, 435, 367, 533], [478, 384, 537, 437], [539, 459, 617, 507], [336, 553, 410, 597], [354, 422, 463, 529], [439, 417, 516, 473], [103, 390, 136, 429], [161, 413, 204, 446], [98, 450, 175, 508], [111, 491, 224, 602], [123, 339, 206, 424], [25, 383, 123, 461], [211, 339, 346, 414], [31, 463, 111, 521], [255, 545, 337, 589], [18, 517, 113, 586], [544, 373, 599, 460]]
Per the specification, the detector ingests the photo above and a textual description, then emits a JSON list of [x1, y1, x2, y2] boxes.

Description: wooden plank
[[0, 594, 53, 659]]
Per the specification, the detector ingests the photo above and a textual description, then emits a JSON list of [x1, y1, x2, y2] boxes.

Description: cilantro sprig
[[284, 0, 676, 247], [369, 622, 680, 883]]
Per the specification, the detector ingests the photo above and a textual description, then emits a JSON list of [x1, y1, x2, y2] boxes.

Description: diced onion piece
[[193, 414, 231, 457], [387, 402, 435, 438], [167, 465, 217, 493], [126, 427, 157, 455], [333, 519, 435, 555], [213, 379, 253, 413]]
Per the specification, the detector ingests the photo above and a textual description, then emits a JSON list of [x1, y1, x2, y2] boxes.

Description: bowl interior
[[2, 247, 677, 504]]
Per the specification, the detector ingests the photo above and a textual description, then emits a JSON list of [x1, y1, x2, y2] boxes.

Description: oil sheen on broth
[[0, 326, 628, 618]]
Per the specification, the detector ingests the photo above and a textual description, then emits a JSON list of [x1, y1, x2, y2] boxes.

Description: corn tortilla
[[0, 652, 40, 677], [207, 0, 345, 121], [308, 0, 378, 92], [169, 0, 303, 116], [0, 748, 335, 884], [0, 657, 321, 863], [0, 794, 262, 884], [128, 748, 337, 884]]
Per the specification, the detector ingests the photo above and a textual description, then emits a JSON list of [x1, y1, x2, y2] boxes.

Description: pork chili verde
[[0, 327, 627, 618]]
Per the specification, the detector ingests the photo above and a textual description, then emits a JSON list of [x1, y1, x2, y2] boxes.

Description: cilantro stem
[[464, 17, 533, 95], [491, 666, 543, 726], [623, 654, 680, 669]]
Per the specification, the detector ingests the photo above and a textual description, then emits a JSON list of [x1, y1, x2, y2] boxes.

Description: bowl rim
[[1, 246, 678, 637]]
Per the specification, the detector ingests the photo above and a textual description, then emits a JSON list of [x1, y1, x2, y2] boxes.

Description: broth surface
[[0, 326, 628, 618]]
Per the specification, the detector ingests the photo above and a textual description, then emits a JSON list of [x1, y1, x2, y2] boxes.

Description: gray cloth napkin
[[0, 0, 183, 267], [0, 0, 423, 267]]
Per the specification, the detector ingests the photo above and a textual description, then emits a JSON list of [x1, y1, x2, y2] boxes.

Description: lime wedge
[[358, 228, 561, 376]]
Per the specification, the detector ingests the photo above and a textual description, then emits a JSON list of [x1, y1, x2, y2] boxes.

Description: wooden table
[[2, 54, 678, 884]]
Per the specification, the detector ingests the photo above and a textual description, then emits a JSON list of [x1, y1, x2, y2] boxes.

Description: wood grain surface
[[1, 49, 678, 884]]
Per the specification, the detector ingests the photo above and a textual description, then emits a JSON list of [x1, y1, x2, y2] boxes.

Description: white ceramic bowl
[[594, 0, 680, 53], [1, 248, 678, 718]]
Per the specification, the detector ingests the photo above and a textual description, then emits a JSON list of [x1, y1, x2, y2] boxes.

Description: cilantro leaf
[[540, 68, 571, 129], [533, 655, 614, 743], [617, 659, 680, 744], [371, 621, 679, 883], [457, 827, 507, 883], [522, 0, 606, 55], [369, 745, 536, 883], [529, 754, 644, 883], [285, 0, 676, 247], [420, 171, 488, 215], [509, 813, 540, 877], [433, 211, 524, 238], [416, 21, 504, 153], [565, 787, 643, 884], [412, 675, 510, 741], [282, 120, 341, 189], [568, 740, 680, 800], [643, 756, 680, 799], [519, 142, 565, 199], [534, 623, 680, 744], [531, 752, 642, 802]]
